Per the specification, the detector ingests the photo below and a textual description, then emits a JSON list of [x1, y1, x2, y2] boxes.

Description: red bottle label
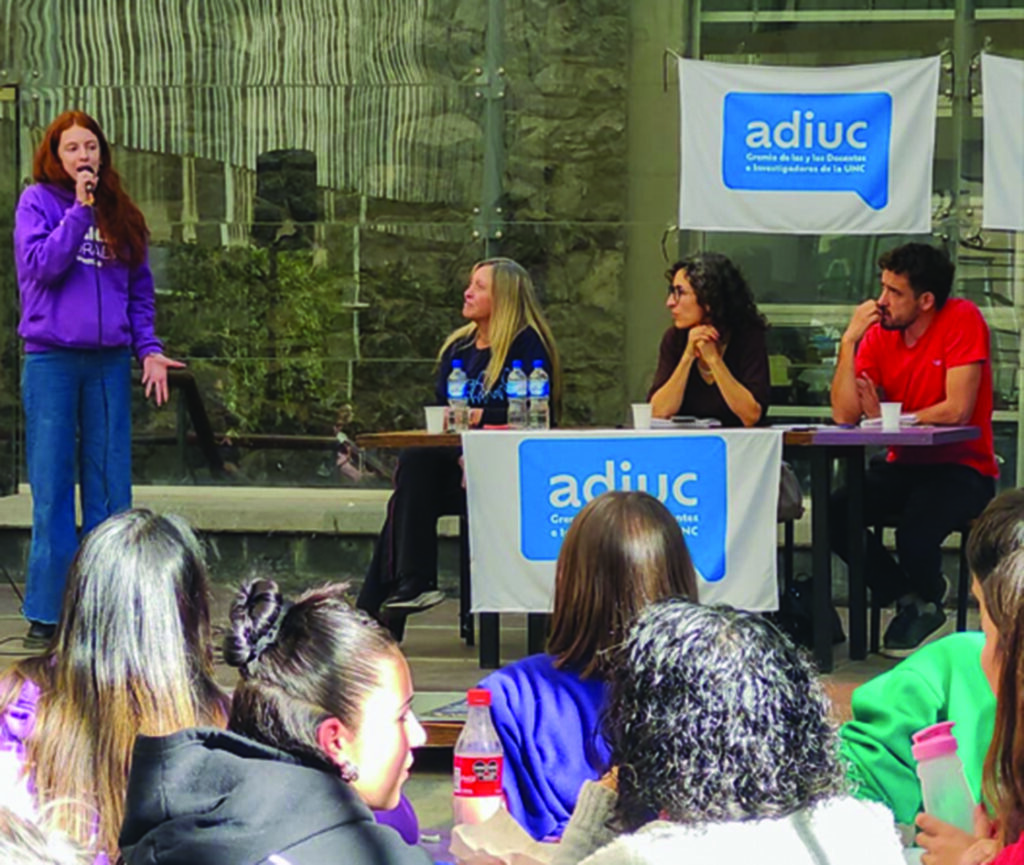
[[453, 753, 504, 797]]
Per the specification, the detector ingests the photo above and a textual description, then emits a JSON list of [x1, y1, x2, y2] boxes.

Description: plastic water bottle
[[527, 360, 550, 430], [447, 360, 469, 432], [452, 688, 504, 825], [912, 721, 976, 835], [506, 360, 528, 429]]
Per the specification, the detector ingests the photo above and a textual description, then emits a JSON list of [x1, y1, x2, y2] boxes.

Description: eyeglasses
[[666, 285, 685, 302]]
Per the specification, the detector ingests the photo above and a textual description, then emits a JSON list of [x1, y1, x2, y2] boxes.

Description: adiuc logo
[[721, 91, 893, 210], [518, 436, 728, 582]]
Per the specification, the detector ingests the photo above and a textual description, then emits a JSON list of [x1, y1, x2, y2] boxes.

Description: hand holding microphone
[[75, 165, 97, 206]]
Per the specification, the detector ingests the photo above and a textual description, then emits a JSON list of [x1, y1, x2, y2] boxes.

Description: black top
[[120, 727, 431, 865], [435, 325, 553, 425], [647, 323, 771, 427]]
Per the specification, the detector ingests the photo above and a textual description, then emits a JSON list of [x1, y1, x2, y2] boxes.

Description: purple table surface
[[795, 424, 980, 447]]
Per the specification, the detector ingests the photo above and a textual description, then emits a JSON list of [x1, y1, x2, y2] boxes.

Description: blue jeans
[[22, 349, 133, 624]]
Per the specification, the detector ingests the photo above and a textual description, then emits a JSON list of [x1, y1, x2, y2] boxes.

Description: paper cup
[[425, 406, 447, 434], [880, 402, 902, 432], [631, 403, 653, 430]]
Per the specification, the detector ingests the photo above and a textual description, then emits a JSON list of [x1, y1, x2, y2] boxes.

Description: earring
[[338, 759, 360, 783]]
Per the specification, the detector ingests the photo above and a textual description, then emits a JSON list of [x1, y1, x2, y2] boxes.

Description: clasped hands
[[683, 324, 722, 365]]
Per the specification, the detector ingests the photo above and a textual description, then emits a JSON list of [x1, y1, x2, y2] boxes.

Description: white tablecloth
[[462, 428, 782, 613]]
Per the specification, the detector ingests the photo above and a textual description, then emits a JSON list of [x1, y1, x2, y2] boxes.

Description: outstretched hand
[[142, 353, 187, 406]]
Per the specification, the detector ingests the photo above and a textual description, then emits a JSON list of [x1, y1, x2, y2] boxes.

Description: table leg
[[459, 516, 474, 646], [527, 613, 550, 655], [479, 614, 500, 669], [844, 448, 867, 660], [810, 448, 834, 673]]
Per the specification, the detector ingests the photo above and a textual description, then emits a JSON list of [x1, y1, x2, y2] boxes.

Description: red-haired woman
[[13, 110, 182, 644]]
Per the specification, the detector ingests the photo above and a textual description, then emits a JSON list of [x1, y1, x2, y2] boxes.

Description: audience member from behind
[[915, 549, 1024, 865], [0, 806, 90, 865], [120, 580, 430, 865], [555, 600, 904, 865], [841, 489, 1024, 834], [0, 510, 227, 864], [479, 491, 697, 840]]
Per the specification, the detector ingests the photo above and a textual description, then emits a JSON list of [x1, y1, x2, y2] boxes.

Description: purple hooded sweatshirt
[[14, 182, 162, 360]]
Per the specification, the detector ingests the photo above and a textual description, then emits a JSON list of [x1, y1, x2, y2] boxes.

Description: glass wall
[[0, 0, 1020, 488], [674, 0, 1024, 488]]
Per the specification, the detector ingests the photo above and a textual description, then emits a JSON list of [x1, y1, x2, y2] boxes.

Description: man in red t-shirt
[[830, 243, 997, 657]]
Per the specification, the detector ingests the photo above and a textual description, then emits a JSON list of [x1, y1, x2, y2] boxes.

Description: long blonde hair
[[0, 511, 227, 858], [437, 257, 562, 416]]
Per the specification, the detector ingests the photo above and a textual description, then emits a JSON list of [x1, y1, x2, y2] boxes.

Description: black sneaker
[[23, 621, 56, 650], [881, 603, 950, 659], [380, 588, 445, 613]]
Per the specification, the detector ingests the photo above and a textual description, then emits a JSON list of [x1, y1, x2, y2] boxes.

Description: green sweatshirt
[[839, 631, 995, 826]]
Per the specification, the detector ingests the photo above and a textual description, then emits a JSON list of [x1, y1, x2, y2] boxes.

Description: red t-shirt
[[855, 297, 997, 478], [993, 836, 1024, 865]]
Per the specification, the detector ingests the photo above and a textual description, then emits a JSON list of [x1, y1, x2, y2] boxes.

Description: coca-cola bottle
[[452, 688, 504, 825]]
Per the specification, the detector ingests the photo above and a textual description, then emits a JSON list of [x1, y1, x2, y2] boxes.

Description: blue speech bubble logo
[[722, 92, 892, 210], [518, 436, 728, 583]]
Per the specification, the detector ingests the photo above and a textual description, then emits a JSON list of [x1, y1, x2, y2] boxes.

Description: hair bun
[[223, 579, 288, 669]]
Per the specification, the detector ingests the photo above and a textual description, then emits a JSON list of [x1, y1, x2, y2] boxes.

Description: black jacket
[[119, 727, 431, 865]]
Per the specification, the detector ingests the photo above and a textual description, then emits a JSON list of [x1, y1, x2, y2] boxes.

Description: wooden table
[[357, 430, 460, 449]]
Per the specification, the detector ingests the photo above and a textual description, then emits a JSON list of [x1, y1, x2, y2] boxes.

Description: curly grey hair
[[604, 599, 845, 832]]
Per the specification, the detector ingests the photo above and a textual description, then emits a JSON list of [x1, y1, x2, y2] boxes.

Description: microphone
[[77, 165, 96, 194]]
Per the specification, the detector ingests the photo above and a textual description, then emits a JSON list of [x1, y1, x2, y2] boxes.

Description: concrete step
[[0, 484, 462, 590]]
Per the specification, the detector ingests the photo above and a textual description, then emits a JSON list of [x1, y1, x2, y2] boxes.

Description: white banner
[[678, 56, 941, 234], [982, 54, 1024, 231], [462, 429, 782, 614]]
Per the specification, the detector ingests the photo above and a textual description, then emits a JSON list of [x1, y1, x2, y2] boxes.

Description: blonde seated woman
[[357, 257, 560, 639]]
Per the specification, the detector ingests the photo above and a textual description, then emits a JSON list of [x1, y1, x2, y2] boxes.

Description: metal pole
[[474, 0, 506, 256]]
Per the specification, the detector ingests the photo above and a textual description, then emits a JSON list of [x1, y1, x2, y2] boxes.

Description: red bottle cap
[[467, 688, 492, 707]]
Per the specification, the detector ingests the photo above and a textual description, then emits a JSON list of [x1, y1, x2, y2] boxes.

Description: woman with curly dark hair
[[648, 252, 770, 427], [554, 600, 904, 864]]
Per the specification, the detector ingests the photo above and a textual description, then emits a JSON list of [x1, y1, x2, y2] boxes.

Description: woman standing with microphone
[[13, 110, 182, 645]]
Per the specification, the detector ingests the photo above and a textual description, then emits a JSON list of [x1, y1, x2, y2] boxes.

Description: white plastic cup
[[631, 403, 653, 430], [425, 406, 447, 434], [880, 402, 902, 432]]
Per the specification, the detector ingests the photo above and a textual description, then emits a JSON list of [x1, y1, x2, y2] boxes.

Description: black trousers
[[829, 459, 995, 607], [357, 447, 465, 636]]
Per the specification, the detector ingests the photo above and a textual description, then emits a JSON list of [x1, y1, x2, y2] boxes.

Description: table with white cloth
[[462, 428, 784, 667]]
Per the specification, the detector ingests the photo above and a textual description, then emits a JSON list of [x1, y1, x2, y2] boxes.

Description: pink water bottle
[[452, 688, 504, 825], [912, 721, 975, 834]]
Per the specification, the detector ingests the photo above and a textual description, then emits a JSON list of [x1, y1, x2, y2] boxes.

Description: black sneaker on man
[[380, 587, 445, 613], [881, 601, 951, 659]]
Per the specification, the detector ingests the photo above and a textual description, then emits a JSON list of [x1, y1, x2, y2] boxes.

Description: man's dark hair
[[877, 242, 955, 309]]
